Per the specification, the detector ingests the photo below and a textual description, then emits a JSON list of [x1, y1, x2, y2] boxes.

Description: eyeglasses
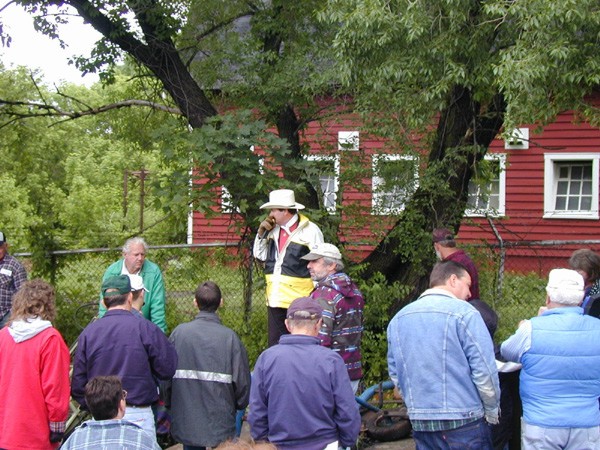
[[122, 390, 128, 400]]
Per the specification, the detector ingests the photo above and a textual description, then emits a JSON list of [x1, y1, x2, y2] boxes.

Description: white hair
[[322, 256, 344, 272], [123, 237, 148, 254]]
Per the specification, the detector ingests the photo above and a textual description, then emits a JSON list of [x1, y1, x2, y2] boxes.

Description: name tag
[[0, 268, 12, 276]]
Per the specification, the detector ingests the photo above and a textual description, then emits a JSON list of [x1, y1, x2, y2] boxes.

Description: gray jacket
[[164, 311, 251, 447]]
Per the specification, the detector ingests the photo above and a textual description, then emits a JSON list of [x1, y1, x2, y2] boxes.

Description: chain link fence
[[16, 243, 268, 365], [14, 239, 600, 364], [465, 240, 600, 342]]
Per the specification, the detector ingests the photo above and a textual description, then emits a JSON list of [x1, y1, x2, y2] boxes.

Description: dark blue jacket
[[71, 309, 177, 408], [248, 334, 360, 449]]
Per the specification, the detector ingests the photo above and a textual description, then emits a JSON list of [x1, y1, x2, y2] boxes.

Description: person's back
[[0, 280, 70, 450], [501, 268, 600, 449], [388, 291, 497, 418], [73, 309, 176, 407], [72, 275, 177, 438], [520, 311, 600, 427], [166, 281, 251, 449], [253, 336, 354, 445], [387, 261, 499, 450], [62, 376, 160, 450], [248, 297, 360, 449]]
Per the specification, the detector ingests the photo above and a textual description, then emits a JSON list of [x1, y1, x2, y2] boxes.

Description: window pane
[[556, 181, 568, 195], [581, 196, 592, 210], [488, 194, 499, 210], [569, 181, 581, 195], [466, 159, 501, 214], [567, 196, 579, 210], [373, 157, 417, 214], [559, 166, 570, 178], [550, 159, 596, 216], [306, 157, 337, 213]]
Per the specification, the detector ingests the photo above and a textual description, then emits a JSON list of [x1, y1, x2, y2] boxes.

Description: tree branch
[[0, 98, 181, 128]]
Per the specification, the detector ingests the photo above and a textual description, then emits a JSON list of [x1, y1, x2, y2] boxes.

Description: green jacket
[[99, 259, 167, 332]]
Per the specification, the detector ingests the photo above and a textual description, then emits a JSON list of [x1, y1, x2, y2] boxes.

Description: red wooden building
[[190, 101, 600, 272]]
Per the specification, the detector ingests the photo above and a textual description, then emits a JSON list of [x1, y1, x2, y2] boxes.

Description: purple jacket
[[71, 309, 177, 408], [310, 272, 364, 380], [248, 334, 360, 449]]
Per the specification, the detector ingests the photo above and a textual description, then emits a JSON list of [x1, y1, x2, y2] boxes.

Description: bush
[[494, 271, 547, 342], [357, 272, 411, 387]]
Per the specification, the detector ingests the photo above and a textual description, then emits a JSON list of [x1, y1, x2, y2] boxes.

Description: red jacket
[[0, 325, 70, 450]]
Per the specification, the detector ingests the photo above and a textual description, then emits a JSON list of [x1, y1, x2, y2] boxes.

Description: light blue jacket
[[387, 289, 500, 422], [517, 308, 600, 428]]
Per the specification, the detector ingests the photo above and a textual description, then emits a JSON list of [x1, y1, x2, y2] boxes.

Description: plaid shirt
[[411, 417, 478, 432], [0, 254, 27, 317], [61, 419, 161, 450]]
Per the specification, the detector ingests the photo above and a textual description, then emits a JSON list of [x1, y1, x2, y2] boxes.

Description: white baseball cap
[[128, 274, 148, 292], [301, 243, 342, 261]]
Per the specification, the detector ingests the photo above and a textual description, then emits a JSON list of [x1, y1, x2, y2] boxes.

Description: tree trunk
[[275, 104, 320, 209], [362, 86, 505, 313]]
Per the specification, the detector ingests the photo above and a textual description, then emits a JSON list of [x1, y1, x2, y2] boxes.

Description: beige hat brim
[[260, 201, 305, 210], [301, 252, 322, 260]]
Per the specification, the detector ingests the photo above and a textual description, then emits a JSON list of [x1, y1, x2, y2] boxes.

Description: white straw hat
[[260, 189, 305, 210]]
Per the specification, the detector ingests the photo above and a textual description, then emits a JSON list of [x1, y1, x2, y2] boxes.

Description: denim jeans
[[414, 417, 493, 450]]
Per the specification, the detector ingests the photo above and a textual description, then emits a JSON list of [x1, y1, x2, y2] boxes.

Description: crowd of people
[[1, 189, 600, 450]]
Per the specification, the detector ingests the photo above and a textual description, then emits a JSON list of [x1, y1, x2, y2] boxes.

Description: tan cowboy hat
[[260, 189, 305, 210]]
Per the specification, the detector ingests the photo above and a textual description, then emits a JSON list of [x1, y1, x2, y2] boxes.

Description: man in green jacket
[[100, 237, 166, 332]]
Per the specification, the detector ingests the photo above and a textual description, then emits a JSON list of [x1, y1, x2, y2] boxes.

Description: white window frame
[[504, 128, 529, 150], [305, 154, 340, 214], [543, 153, 599, 220], [338, 131, 359, 151], [465, 154, 507, 217], [371, 154, 419, 215]]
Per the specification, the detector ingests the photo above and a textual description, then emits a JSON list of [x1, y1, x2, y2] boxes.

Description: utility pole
[[123, 168, 150, 234]]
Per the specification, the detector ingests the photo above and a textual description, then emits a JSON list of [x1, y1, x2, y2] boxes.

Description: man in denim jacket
[[387, 260, 500, 449]]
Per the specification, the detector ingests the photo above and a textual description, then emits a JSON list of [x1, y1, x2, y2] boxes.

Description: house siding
[[192, 100, 600, 272]]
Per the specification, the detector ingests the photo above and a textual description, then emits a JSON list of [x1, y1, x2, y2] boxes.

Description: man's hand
[[258, 216, 276, 237], [485, 413, 499, 425], [49, 431, 64, 443]]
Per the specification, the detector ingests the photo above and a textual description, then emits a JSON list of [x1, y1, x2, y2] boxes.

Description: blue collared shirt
[[61, 419, 161, 450]]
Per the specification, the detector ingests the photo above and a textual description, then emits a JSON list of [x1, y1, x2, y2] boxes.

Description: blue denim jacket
[[387, 289, 500, 422]]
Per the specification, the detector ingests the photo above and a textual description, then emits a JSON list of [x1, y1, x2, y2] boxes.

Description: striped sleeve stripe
[[173, 369, 232, 384]]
